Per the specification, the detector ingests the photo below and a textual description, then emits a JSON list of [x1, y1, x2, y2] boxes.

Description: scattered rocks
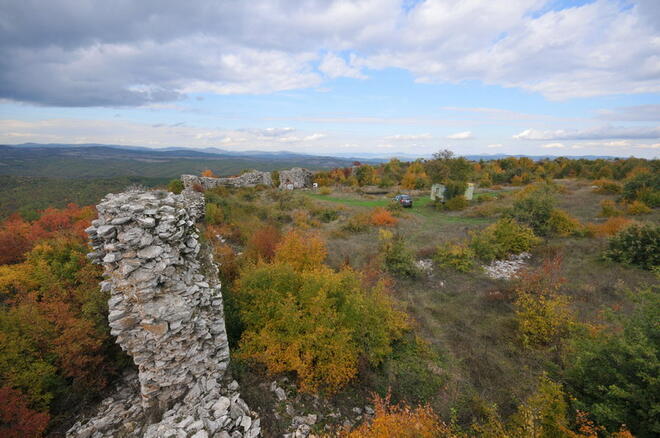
[[415, 259, 434, 276], [483, 252, 531, 280]]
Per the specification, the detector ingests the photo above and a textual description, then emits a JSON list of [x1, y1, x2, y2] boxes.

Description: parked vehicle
[[393, 194, 413, 208]]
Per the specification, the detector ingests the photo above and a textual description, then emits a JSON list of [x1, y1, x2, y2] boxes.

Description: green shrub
[[509, 184, 556, 236], [379, 229, 418, 277], [445, 195, 468, 211], [470, 218, 540, 261], [167, 179, 184, 194], [434, 242, 475, 272], [315, 208, 339, 223], [564, 289, 659, 437], [371, 335, 445, 404], [622, 172, 660, 207], [600, 199, 623, 217], [603, 224, 659, 270], [271, 170, 280, 187], [444, 181, 468, 200]]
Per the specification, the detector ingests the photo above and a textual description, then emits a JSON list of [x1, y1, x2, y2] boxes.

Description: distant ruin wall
[[278, 167, 313, 190], [68, 189, 259, 438], [181, 170, 272, 191]]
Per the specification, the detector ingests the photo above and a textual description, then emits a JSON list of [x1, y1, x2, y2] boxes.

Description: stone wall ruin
[[68, 188, 260, 438]]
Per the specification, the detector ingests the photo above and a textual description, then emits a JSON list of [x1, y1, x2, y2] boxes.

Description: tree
[[339, 393, 456, 438], [564, 289, 659, 437], [0, 386, 49, 438]]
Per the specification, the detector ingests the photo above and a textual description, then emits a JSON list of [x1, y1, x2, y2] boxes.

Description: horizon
[[1, 141, 650, 161], [1, 1, 659, 159]]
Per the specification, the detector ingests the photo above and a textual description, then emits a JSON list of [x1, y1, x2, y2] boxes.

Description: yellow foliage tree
[[273, 230, 328, 271]]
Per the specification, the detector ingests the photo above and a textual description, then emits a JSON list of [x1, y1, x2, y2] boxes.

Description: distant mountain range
[[5, 143, 624, 162], [0, 144, 363, 179]]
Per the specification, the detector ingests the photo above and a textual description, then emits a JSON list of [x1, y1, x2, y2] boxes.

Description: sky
[[0, 0, 659, 158]]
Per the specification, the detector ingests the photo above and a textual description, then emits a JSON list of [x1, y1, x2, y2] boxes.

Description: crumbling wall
[[181, 170, 272, 191], [278, 168, 313, 190], [68, 188, 259, 438]]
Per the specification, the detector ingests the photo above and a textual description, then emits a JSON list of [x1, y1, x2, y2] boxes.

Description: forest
[[0, 153, 658, 437]]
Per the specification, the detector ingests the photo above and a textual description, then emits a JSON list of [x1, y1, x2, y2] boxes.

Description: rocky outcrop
[[68, 188, 259, 438], [278, 168, 313, 190], [181, 170, 272, 191]]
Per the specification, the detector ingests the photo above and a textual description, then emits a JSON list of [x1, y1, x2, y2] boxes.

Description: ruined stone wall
[[181, 170, 272, 191], [278, 168, 313, 190], [68, 189, 259, 438]]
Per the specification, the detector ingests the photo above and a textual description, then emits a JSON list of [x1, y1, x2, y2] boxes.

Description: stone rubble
[[483, 252, 531, 280], [67, 188, 259, 438]]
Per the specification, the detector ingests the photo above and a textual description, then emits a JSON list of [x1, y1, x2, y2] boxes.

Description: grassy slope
[[299, 182, 658, 420]]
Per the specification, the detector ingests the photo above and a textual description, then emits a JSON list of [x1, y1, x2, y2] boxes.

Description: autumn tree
[[338, 393, 456, 438]]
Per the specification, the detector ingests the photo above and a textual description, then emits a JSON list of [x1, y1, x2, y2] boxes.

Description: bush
[[600, 199, 623, 217], [339, 394, 455, 438], [469, 218, 540, 261], [592, 179, 622, 194], [513, 257, 574, 349], [445, 195, 468, 211], [564, 289, 659, 437], [379, 230, 418, 277], [236, 263, 408, 394], [315, 208, 339, 223], [622, 172, 660, 206], [371, 336, 445, 404], [444, 181, 467, 200], [201, 169, 216, 177], [510, 184, 556, 236], [245, 225, 281, 263], [343, 212, 371, 233], [548, 209, 584, 236], [603, 224, 659, 270], [586, 217, 633, 237], [371, 208, 398, 226], [167, 179, 184, 194], [625, 200, 652, 215], [319, 186, 332, 195], [434, 242, 475, 272]]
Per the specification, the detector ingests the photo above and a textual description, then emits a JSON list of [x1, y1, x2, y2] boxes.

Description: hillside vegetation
[[0, 153, 657, 437]]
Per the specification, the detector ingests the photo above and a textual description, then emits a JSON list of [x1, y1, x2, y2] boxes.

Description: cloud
[[596, 104, 660, 121], [0, 1, 659, 106], [541, 142, 566, 148], [318, 53, 366, 79], [513, 125, 660, 140], [447, 131, 473, 140], [487, 143, 503, 148], [384, 133, 432, 141]]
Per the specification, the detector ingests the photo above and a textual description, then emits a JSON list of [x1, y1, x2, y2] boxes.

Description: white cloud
[[318, 53, 366, 79], [447, 131, 473, 140], [541, 142, 566, 148], [487, 143, 503, 148], [384, 133, 432, 141], [513, 125, 660, 140], [1, 1, 658, 105]]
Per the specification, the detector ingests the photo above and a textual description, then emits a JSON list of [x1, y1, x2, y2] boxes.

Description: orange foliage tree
[[337, 394, 456, 438], [370, 208, 398, 226], [201, 169, 216, 177]]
